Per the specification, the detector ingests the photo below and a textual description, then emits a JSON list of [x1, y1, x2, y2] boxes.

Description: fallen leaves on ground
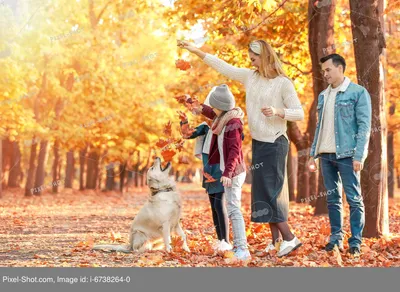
[[0, 184, 399, 267]]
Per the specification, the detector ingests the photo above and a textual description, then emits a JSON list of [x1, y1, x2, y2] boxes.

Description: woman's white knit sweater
[[202, 53, 304, 143]]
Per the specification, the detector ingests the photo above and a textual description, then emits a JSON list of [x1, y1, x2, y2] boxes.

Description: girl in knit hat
[[179, 88, 232, 253], [186, 84, 250, 261]]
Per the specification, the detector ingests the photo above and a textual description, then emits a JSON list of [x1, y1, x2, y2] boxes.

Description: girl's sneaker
[[234, 248, 251, 261], [218, 240, 233, 252]]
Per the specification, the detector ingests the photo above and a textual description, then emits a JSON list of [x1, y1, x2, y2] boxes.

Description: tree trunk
[[308, 0, 336, 214], [52, 140, 61, 193], [350, 0, 388, 237], [34, 140, 49, 195], [65, 150, 74, 188], [141, 168, 147, 187], [397, 174, 400, 189], [106, 165, 115, 191], [79, 147, 87, 190], [138, 147, 153, 187], [134, 150, 140, 187], [387, 103, 395, 198], [1, 138, 10, 190], [0, 139, 2, 198], [8, 141, 22, 187], [288, 144, 296, 201], [86, 151, 93, 189], [86, 150, 99, 189], [24, 140, 38, 196], [288, 122, 309, 203], [119, 162, 126, 192]]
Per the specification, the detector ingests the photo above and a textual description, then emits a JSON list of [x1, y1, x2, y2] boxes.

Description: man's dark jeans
[[320, 153, 365, 248]]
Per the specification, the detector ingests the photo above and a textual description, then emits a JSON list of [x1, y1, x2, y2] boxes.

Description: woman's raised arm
[[177, 41, 251, 85]]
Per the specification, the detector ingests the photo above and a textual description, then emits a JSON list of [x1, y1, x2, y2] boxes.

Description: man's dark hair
[[320, 54, 346, 72]]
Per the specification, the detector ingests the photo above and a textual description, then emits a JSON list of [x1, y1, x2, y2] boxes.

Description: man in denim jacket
[[308, 54, 372, 256]]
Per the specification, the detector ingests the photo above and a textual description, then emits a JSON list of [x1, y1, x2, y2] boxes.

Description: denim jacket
[[310, 77, 372, 163]]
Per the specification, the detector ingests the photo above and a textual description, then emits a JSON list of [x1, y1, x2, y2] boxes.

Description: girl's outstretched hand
[[177, 111, 195, 138]]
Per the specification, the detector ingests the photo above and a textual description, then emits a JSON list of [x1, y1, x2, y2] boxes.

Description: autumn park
[[0, 0, 400, 270]]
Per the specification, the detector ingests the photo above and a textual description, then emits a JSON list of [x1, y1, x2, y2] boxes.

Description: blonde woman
[[178, 40, 304, 257]]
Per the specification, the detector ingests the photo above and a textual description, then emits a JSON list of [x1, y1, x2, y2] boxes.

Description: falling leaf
[[156, 139, 169, 148], [161, 149, 176, 162], [175, 139, 185, 152], [163, 121, 172, 137], [175, 59, 191, 71]]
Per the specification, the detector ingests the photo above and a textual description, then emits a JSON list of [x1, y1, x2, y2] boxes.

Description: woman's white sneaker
[[277, 237, 302, 258]]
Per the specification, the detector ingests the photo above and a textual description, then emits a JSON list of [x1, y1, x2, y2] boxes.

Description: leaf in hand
[[177, 110, 188, 121], [175, 59, 191, 71], [175, 95, 189, 104], [186, 96, 202, 114], [163, 121, 172, 137], [203, 171, 217, 183]]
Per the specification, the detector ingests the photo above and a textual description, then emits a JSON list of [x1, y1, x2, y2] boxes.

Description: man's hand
[[308, 157, 318, 172], [220, 176, 232, 187], [353, 160, 363, 172]]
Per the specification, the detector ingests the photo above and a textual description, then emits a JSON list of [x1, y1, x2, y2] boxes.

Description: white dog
[[93, 157, 190, 253]]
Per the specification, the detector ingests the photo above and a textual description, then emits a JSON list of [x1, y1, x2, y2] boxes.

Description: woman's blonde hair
[[248, 40, 289, 80]]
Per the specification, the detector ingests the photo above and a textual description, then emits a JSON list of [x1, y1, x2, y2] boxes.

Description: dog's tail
[[92, 244, 132, 253]]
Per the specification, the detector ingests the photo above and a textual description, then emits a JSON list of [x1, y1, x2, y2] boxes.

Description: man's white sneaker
[[277, 237, 302, 258]]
